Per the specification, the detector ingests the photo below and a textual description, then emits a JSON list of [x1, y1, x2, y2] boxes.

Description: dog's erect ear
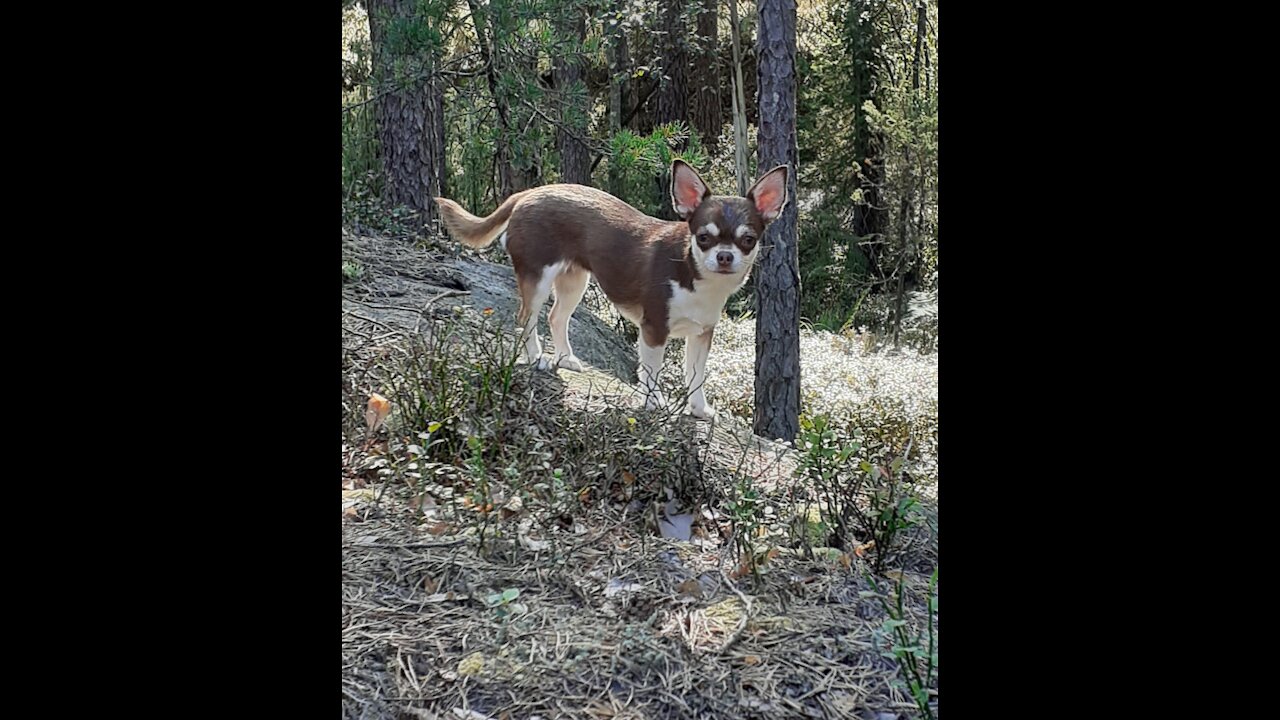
[[671, 159, 712, 219], [747, 165, 789, 223]]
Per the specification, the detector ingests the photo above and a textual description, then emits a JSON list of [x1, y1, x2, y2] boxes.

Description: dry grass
[[342, 480, 935, 720]]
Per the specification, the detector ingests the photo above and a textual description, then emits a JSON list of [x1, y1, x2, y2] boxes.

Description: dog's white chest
[[666, 280, 731, 338]]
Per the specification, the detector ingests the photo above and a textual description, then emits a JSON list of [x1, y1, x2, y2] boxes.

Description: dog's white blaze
[[735, 225, 751, 239], [694, 240, 746, 274], [701, 223, 719, 237], [690, 229, 761, 277]]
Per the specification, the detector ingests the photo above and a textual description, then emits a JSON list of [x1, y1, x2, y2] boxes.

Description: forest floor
[[341, 228, 939, 720]]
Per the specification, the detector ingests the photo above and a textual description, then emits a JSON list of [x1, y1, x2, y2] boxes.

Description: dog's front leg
[[637, 335, 668, 411], [684, 327, 715, 420]]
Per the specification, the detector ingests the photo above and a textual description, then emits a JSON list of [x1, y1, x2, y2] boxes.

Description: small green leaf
[[502, 588, 521, 603], [427, 421, 442, 433]]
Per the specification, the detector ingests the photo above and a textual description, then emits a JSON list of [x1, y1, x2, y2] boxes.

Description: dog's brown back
[[504, 186, 696, 309], [438, 185, 699, 327]]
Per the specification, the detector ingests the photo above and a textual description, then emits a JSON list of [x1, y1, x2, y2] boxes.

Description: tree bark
[[655, 0, 689, 128], [555, 9, 592, 185], [893, 2, 926, 348], [651, 0, 691, 219], [690, 0, 721, 149], [754, 0, 801, 443], [846, 0, 886, 281], [366, 0, 446, 228]]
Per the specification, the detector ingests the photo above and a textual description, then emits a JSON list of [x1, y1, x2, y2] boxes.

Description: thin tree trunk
[[917, 7, 931, 248], [466, 0, 518, 201], [925, 16, 932, 97], [513, 52, 544, 190], [728, 0, 749, 195], [846, 0, 885, 281], [754, 0, 800, 443], [591, 74, 661, 175], [655, 0, 689, 127], [690, 0, 721, 150], [606, 0, 628, 194], [630, 21, 653, 135], [555, 10, 591, 185], [893, 2, 926, 348], [367, 0, 445, 228], [653, 0, 691, 219]]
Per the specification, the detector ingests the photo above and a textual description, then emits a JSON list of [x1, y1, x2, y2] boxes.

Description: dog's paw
[[556, 354, 584, 372], [688, 402, 716, 421]]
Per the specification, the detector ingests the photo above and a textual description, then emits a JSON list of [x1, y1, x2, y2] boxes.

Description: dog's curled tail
[[434, 192, 526, 250]]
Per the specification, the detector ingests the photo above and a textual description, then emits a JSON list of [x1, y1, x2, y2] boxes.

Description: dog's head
[[670, 159, 790, 277]]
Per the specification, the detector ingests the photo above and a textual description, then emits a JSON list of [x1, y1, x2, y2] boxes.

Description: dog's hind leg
[[516, 263, 562, 369], [549, 267, 590, 371]]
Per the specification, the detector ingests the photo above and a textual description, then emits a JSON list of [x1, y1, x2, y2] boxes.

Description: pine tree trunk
[[754, 0, 801, 443], [655, 0, 689, 127], [366, 0, 445, 228], [893, 3, 926, 348], [555, 10, 591, 185], [690, 0, 721, 150], [846, 0, 885, 281], [652, 0, 691, 219]]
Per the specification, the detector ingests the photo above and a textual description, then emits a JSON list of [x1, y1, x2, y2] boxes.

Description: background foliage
[[342, 0, 937, 350]]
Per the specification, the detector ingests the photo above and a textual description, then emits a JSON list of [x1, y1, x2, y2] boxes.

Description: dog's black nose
[[716, 251, 734, 267]]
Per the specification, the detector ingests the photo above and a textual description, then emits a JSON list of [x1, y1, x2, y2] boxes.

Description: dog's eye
[[739, 234, 756, 246], [696, 233, 710, 245]]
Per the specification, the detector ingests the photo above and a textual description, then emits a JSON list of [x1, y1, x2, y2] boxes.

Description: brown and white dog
[[434, 160, 788, 420]]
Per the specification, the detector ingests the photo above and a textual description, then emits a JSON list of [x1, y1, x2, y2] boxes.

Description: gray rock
[[444, 258, 638, 382], [342, 231, 638, 383]]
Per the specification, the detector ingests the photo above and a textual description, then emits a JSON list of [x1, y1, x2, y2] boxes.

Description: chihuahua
[[434, 160, 788, 419]]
